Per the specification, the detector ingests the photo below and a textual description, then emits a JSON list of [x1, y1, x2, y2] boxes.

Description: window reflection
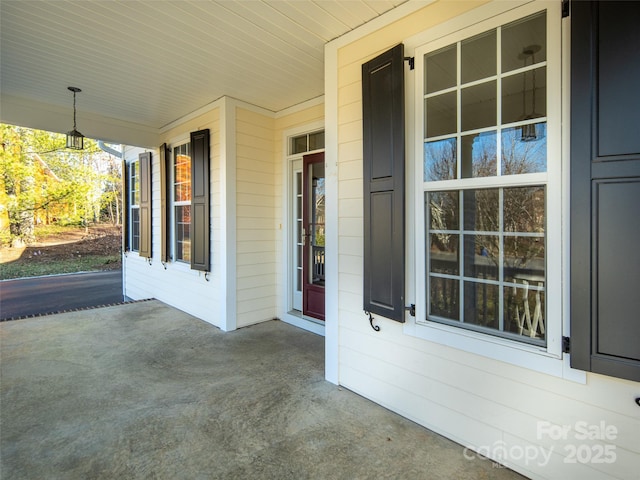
[[461, 81, 496, 131], [501, 12, 546, 73], [503, 236, 545, 283], [464, 281, 499, 329], [428, 190, 459, 230], [502, 67, 547, 124], [430, 277, 459, 320], [461, 131, 497, 178], [503, 186, 545, 232], [463, 189, 499, 232], [430, 234, 459, 276], [174, 154, 191, 202], [426, 92, 457, 138], [425, 45, 456, 94], [461, 30, 496, 84], [463, 234, 499, 280], [422, 9, 549, 346], [426, 186, 546, 343], [424, 138, 457, 181], [501, 124, 547, 173], [504, 285, 545, 339]]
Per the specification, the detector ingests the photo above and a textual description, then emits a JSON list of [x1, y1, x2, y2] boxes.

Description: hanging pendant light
[[66, 86, 84, 150]]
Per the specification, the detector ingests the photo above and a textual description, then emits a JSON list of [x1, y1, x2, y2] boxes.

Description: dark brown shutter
[[190, 129, 210, 272], [570, 1, 640, 382], [159, 143, 170, 263], [362, 44, 405, 322], [138, 151, 152, 259], [122, 159, 129, 252]]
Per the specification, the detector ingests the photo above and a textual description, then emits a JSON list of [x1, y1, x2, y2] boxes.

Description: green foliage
[[0, 124, 122, 245]]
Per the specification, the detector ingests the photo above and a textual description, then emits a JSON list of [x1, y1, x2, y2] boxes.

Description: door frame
[[280, 121, 326, 336]]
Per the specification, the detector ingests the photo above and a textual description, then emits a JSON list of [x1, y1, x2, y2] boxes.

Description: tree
[[0, 124, 122, 246]]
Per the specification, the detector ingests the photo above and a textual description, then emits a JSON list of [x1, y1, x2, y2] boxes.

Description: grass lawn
[[0, 224, 121, 280]]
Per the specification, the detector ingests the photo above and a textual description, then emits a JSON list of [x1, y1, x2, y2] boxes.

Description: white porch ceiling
[[1, 0, 406, 142]]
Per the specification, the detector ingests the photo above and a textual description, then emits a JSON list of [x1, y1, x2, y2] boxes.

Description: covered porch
[[1, 301, 524, 479]]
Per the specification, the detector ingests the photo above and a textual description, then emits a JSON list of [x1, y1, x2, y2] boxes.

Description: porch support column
[[324, 41, 339, 385], [220, 97, 237, 331]]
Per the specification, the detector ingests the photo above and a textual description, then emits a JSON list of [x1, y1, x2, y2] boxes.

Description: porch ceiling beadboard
[[0, 0, 406, 138]]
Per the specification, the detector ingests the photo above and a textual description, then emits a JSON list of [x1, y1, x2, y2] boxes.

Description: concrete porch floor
[[1, 300, 526, 479]]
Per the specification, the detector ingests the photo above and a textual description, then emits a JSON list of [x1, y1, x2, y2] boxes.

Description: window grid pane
[[129, 160, 140, 252], [175, 205, 191, 263], [131, 208, 140, 252], [290, 130, 325, 155], [426, 187, 546, 345], [423, 11, 548, 179], [172, 143, 191, 263], [423, 11, 547, 346]]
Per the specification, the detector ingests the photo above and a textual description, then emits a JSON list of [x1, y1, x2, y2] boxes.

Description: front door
[[302, 152, 325, 320]]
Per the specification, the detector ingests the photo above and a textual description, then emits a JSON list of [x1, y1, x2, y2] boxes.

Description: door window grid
[[295, 171, 303, 293], [422, 11, 548, 345]]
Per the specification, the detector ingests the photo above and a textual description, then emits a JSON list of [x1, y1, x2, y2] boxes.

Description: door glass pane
[[426, 92, 457, 138], [311, 162, 325, 286], [425, 44, 457, 94], [295, 171, 303, 297], [461, 131, 497, 178], [461, 30, 496, 84], [501, 12, 546, 74], [424, 138, 457, 181], [461, 81, 496, 131]]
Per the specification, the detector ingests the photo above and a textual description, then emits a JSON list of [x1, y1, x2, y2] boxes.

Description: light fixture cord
[[73, 91, 77, 130], [531, 53, 536, 116]]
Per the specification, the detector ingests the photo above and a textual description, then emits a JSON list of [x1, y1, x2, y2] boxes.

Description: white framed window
[[129, 159, 140, 252], [409, 2, 565, 371], [173, 143, 191, 263], [289, 130, 324, 156]]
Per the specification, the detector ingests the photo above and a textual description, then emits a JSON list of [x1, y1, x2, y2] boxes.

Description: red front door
[[302, 152, 325, 320]]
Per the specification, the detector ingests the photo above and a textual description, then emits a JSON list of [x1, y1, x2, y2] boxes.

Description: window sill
[[403, 320, 586, 383]]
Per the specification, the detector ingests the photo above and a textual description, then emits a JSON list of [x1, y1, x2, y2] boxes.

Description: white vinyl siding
[[236, 107, 277, 328]]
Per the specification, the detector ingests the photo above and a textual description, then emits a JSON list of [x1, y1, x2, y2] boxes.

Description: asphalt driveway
[[0, 270, 124, 320]]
